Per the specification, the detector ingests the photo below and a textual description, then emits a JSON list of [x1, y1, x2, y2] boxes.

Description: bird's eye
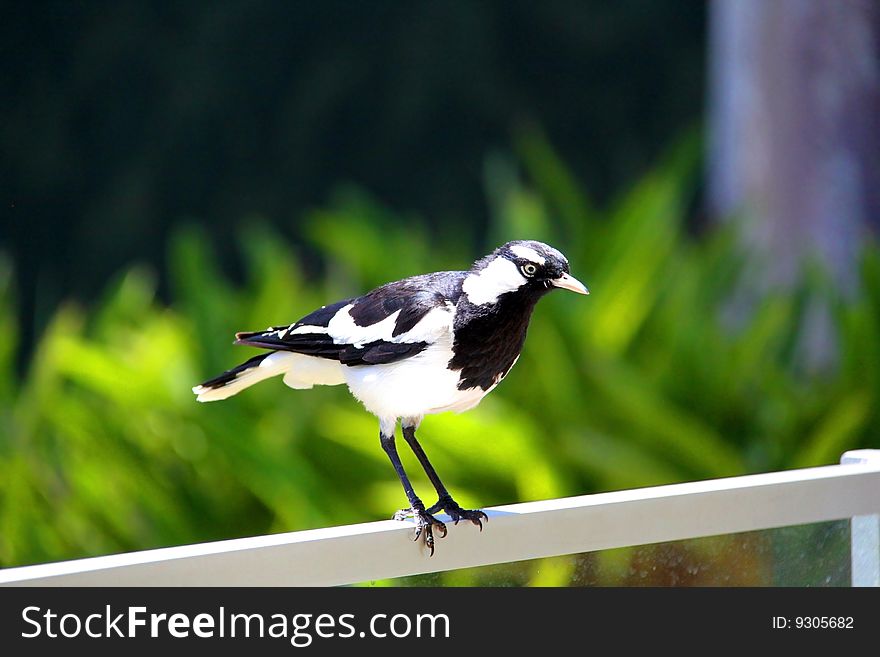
[[522, 263, 538, 277]]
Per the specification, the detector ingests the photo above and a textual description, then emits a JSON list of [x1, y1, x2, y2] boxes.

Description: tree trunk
[[708, 0, 880, 296]]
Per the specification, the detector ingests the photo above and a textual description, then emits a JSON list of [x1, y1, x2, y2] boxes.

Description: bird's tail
[[193, 352, 292, 402]]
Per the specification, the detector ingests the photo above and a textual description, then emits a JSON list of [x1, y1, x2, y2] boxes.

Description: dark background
[[1, 0, 705, 351]]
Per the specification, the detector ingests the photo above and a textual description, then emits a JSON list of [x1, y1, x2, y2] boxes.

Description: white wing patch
[[285, 302, 454, 347], [325, 305, 401, 347], [394, 304, 455, 343], [462, 257, 526, 305], [285, 323, 328, 336]]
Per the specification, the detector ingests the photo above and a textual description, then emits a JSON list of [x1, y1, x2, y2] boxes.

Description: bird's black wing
[[234, 272, 465, 366]]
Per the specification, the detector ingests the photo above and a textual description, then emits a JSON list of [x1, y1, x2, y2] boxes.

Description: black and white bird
[[193, 240, 588, 554]]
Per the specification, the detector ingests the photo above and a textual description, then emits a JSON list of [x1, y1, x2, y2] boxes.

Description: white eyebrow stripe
[[509, 245, 545, 264], [462, 257, 526, 305]]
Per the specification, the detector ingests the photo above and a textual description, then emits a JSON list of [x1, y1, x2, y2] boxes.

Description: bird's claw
[[393, 506, 447, 556], [426, 497, 488, 531]]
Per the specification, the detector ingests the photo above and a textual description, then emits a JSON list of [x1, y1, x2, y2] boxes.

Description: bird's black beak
[[551, 272, 589, 295]]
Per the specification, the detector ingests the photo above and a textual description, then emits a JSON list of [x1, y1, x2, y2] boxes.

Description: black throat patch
[[449, 290, 543, 391]]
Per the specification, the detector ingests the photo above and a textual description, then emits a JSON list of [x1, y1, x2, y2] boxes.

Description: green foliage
[[1, 131, 877, 585]]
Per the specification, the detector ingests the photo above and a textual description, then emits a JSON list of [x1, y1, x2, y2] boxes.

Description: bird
[[193, 240, 589, 554]]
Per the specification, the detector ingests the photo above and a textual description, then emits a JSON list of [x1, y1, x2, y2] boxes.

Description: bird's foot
[[426, 496, 488, 530], [393, 506, 447, 556]]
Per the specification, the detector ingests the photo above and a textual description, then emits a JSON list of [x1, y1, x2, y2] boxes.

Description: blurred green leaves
[[1, 130, 877, 586]]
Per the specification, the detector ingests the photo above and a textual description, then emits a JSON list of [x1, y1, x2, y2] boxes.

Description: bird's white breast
[[343, 337, 489, 420]]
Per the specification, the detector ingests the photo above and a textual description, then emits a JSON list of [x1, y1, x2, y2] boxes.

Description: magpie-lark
[[194, 240, 588, 554]]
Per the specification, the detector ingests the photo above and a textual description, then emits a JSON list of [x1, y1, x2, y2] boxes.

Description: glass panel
[[362, 520, 851, 587]]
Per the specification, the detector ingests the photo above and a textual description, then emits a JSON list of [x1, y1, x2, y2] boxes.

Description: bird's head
[[462, 240, 589, 306]]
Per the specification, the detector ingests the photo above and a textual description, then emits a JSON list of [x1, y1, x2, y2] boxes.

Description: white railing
[[2, 450, 878, 587]]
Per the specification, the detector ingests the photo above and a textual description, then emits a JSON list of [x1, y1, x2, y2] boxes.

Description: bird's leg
[[379, 427, 446, 555], [401, 422, 488, 530]]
